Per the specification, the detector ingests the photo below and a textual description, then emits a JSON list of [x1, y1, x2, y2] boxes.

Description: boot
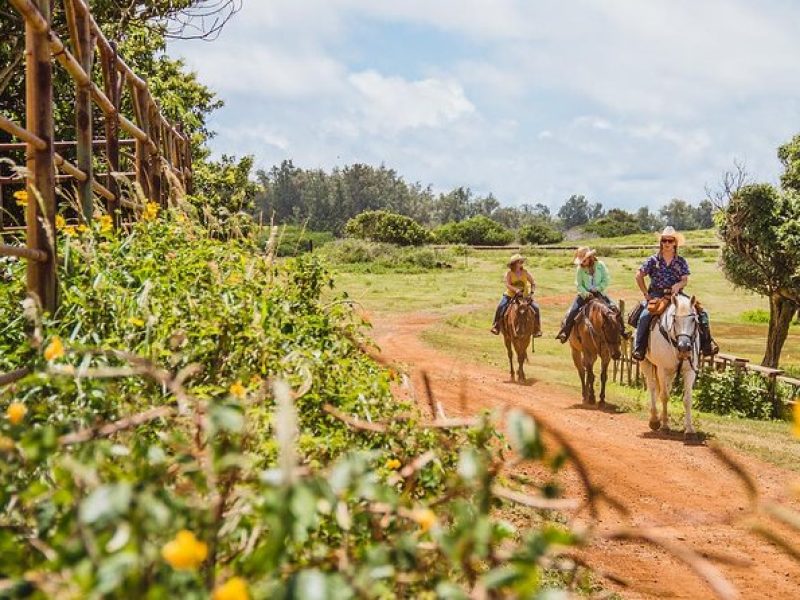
[[555, 322, 570, 343], [698, 311, 718, 356]]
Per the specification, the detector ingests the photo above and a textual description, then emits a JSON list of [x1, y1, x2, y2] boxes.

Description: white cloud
[[169, 0, 800, 210], [343, 71, 475, 135]]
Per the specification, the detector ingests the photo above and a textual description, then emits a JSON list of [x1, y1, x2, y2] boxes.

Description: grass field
[[332, 241, 800, 470]]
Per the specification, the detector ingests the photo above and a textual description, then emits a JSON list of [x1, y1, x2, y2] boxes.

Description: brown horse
[[502, 295, 540, 382], [569, 296, 623, 405]]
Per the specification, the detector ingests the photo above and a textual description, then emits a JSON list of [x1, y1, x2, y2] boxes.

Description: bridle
[[657, 296, 700, 370]]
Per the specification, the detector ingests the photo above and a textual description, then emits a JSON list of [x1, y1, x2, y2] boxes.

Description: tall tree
[[659, 198, 698, 230], [557, 194, 591, 228], [717, 183, 800, 367]]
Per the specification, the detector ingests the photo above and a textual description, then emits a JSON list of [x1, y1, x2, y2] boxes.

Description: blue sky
[[169, 0, 800, 211]]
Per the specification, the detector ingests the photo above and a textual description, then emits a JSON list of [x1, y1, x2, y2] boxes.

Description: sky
[[168, 0, 800, 212]]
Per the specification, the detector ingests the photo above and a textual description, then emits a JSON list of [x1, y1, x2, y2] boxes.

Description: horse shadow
[[503, 378, 537, 387], [568, 401, 623, 414], [640, 429, 708, 446]]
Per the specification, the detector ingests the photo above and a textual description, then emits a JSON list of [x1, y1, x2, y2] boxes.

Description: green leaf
[[79, 483, 132, 525]]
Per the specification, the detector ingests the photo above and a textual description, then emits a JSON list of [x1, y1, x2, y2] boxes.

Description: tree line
[[254, 159, 716, 239]]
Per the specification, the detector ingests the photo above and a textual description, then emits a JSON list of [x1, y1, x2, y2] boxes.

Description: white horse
[[639, 293, 700, 441]]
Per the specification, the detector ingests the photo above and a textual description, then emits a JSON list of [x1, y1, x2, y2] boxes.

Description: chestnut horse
[[569, 296, 623, 405], [501, 294, 540, 382]]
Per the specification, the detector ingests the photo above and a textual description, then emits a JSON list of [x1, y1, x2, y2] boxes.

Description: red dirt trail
[[371, 310, 799, 599]]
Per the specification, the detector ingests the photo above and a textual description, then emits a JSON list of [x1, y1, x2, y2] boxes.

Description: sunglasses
[[661, 238, 676, 243]]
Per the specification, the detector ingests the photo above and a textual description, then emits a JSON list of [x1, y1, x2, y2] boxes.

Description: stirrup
[[490, 325, 500, 335]]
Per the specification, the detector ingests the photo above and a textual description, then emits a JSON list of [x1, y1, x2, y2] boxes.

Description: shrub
[[344, 210, 432, 246], [319, 239, 452, 272], [434, 215, 514, 245], [584, 209, 641, 238], [255, 224, 334, 256], [740, 309, 770, 324], [693, 368, 783, 420], [518, 221, 564, 245]]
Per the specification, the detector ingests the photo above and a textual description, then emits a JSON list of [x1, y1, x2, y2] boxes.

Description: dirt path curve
[[371, 310, 799, 599]]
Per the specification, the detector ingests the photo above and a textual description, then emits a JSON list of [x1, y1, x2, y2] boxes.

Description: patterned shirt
[[639, 253, 690, 293]]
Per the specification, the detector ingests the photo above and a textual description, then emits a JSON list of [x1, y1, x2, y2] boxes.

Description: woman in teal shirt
[[556, 247, 615, 343]]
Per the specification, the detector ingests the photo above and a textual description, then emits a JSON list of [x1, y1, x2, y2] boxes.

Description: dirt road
[[372, 310, 799, 599]]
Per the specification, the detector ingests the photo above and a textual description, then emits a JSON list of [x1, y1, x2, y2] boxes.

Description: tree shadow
[[640, 429, 708, 446], [568, 402, 623, 414]]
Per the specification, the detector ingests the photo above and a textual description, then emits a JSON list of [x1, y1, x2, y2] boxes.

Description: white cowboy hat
[[507, 253, 526, 267], [573, 246, 597, 266], [657, 226, 686, 247]]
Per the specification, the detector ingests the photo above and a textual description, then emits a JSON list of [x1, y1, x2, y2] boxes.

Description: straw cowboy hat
[[573, 246, 597, 266], [657, 225, 686, 247], [507, 253, 526, 267]]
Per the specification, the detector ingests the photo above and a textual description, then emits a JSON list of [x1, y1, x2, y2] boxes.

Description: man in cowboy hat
[[556, 246, 617, 342], [631, 226, 718, 360], [490, 253, 540, 335]]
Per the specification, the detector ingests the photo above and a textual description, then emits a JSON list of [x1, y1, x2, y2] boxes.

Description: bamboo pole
[[66, 0, 95, 220], [101, 42, 121, 223], [25, 0, 56, 312], [0, 115, 47, 150]]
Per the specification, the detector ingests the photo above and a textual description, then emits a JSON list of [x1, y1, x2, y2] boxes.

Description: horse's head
[[670, 294, 699, 359], [588, 298, 622, 360]]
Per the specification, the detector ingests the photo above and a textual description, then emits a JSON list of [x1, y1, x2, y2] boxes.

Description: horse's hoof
[[649, 418, 660, 431], [660, 424, 670, 433], [598, 399, 606, 407], [684, 431, 699, 443]]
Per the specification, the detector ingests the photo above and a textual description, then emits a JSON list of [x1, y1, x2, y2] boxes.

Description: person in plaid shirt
[[631, 226, 717, 360]]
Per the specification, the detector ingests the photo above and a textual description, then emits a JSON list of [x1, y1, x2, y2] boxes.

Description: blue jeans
[[634, 290, 665, 356], [493, 295, 540, 327]]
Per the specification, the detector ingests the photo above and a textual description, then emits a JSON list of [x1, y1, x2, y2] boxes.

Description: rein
[[656, 303, 700, 372]]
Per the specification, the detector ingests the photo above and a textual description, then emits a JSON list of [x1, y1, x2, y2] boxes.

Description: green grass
[[332, 247, 800, 470]]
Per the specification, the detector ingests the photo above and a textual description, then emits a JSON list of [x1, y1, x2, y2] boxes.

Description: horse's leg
[[658, 366, 676, 431], [682, 364, 698, 440], [571, 347, 587, 402], [599, 353, 609, 406], [516, 338, 528, 382], [504, 335, 514, 382], [583, 353, 596, 405], [641, 360, 660, 430]]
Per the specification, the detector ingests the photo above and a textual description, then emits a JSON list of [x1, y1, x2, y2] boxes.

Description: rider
[[556, 247, 617, 343], [631, 226, 718, 360], [490, 253, 540, 335]]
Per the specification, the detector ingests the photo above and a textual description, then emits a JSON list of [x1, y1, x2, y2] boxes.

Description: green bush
[[344, 210, 432, 246], [740, 309, 770, 324], [518, 221, 564, 245], [584, 209, 641, 238], [255, 224, 334, 256], [434, 215, 514, 245], [319, 238, 452, 272], [693, 368, 783, 420]]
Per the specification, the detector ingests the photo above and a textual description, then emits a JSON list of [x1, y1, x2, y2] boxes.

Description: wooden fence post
[[102, 43, 121, 225], [66, 0, 94, 220], [25, 0, 57, 312], [131, 85, 151, 201]]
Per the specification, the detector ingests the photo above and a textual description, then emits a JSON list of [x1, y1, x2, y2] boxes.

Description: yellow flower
[[128, 317, 145, 327], [385, 458, 402, 470], [44, 337, 65, 361], [161, 530, 208, 570], [77, 223, 90, 234], [793, 403, 800, 438], [98, 214, 113, 233], [0, 435, 15, 453], [229, 381, 246, 399], [142, 201, 159, 222], [55, 215, 67, 230], [226, 273, 242, 285], [6, 403, 27, 425], [212, 577, 249, 600], [411, 508, 437, 533], [13, 190, 28, 207], [63, 225, 77, 237]]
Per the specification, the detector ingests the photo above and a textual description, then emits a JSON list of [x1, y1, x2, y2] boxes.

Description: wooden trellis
[[0, 0, 192, 312]]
